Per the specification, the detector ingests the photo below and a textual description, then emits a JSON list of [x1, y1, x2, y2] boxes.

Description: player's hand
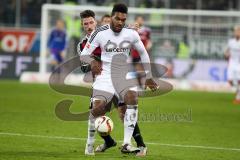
[[145, 78, 159, 91], [80, 62, 91, 73], [91, 60, 102, 75], [224, 49, 230, 60]]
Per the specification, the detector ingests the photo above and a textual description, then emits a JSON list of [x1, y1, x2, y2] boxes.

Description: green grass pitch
[[0, 80, 240, 160]]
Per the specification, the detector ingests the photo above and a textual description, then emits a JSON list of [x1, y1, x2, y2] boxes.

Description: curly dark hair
[[111, 3, 128, 16]]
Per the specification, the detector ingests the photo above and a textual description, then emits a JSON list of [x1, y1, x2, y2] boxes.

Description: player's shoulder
[[92, 25, 110, 36], [94, 24, 110, 33], [123, 25, 138, 34], [89, 25, 110, 42]]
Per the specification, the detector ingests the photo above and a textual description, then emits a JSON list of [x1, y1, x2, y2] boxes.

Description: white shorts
[[227, 65, 240, 82], [92, 75, 138, 103]]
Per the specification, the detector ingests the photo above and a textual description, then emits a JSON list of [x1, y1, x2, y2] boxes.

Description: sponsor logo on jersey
[[106, 47, 130, 52], [104, 40, 131, 53]]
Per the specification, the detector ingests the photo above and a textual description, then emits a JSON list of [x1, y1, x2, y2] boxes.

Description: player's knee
[[91, 100, 107, 117], [124, 91, 137, 105]]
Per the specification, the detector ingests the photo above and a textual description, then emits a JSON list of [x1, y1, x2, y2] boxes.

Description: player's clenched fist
[[145, 78, 159, 91]]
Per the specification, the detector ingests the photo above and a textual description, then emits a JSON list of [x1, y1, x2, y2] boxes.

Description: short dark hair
[[135, 15, 144, 20], [102, 14, 111, 19], [111, 3, 128, 16], [101, 14, 111, 20], [80, 10, 95, 19]]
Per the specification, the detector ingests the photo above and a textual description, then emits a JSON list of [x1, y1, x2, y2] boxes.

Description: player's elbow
[[224, 51, 230, 60], [80, 54, 91, 64], [79, 54, 87, 63]]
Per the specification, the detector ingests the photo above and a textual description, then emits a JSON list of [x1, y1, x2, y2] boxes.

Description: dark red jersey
[[138, 26, 151, 47], [79, 36, 101, 60], [131, 26, 151, 61]]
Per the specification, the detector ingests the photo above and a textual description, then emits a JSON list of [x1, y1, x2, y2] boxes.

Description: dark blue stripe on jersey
[[89, 25, 109, 43], [89, 25, 108, 43]]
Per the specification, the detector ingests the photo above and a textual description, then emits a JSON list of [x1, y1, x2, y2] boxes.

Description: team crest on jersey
[[104, 40, 131, 53]]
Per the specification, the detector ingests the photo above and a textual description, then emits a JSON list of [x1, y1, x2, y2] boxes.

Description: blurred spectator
[[164, 58, 174, 78], [158, 39, 176, 57], [64, 0, 81, 58], [135, 15, 152, 51], [177, 34, 190, 59], [100, 14, 111, 26], [0, 0, 62, 27], [144, 0, 153, 8], [47, 19, 66, 71], [0, 0, 16, 25], [131, 15, 152, 60], [88, 0, 106, 6]]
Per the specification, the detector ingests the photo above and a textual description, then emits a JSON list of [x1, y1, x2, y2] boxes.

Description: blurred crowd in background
[[1, 0, 240, 27]]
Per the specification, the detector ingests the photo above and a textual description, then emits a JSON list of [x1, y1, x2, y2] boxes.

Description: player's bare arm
[[131, 30, 158, 91], [224, 48, 230, 60], [91, 59, 102, 75]]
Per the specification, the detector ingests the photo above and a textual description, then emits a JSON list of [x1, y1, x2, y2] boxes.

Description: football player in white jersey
[[225, 25, 240, 104], [78, 10, 147, 156], [80, 3, 158, 155]]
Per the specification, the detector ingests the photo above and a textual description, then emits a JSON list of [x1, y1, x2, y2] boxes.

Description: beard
[[112, 24, 123, 33]]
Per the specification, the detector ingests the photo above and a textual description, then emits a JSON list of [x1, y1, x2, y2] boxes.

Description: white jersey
[[227, 38, 240, 81], [227, 38, 240, 68], [80, 24, 151, 80]]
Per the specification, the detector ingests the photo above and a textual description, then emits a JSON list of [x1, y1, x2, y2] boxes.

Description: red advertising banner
[[0, 28, 37, 53]]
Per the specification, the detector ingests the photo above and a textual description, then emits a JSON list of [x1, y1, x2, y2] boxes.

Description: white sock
[[123, 105, 138, 145], [86, 113, 96, 145]]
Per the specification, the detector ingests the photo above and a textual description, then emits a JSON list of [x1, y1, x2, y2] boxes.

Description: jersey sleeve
[[80, 30, 100, 64], [77, 41, 81, 56], [146, 28, 151, 39], [131, 30, 152, 79], [225, 39, 231, 52]]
